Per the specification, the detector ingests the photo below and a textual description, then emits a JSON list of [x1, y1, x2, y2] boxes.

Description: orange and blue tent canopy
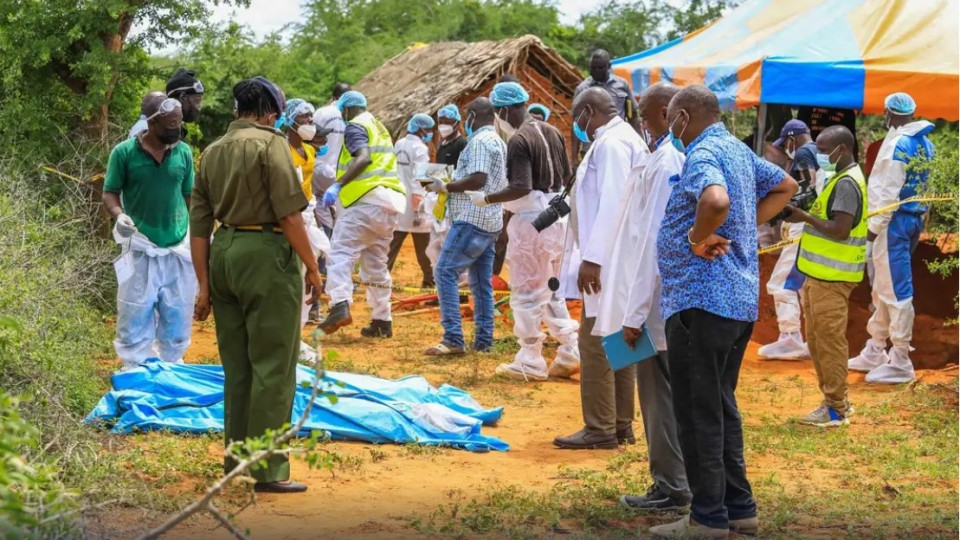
[[612, 0, 959, 120]]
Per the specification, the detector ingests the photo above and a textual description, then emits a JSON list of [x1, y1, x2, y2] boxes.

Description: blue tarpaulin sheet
[[85, 361, 509, 453]]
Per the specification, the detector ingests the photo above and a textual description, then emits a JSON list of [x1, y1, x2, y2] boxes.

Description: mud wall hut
[[353, 35, 584, 158]]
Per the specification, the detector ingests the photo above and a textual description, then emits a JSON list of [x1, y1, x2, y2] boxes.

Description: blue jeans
[[434, 222, 499, 350]]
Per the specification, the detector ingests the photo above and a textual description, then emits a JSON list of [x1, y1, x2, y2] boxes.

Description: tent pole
[[754, 103, 767, 156]]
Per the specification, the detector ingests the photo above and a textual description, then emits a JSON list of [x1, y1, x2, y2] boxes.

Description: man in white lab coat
[[552, 87, 642, 450], [608, 83, 691, 513], [848, 92, 936, 384]]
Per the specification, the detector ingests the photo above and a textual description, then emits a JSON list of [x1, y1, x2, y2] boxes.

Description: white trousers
[[507, 209, 579, 371], [866, 215, 921, 349], [300, 202, 331, 327], [325, 203, 398, 321], [115, 248, 197, 369], [765, 222, 804, 334]]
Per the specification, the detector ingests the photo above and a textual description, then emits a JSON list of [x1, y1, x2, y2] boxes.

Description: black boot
[[318, 301, 352, 335], [361, 320, 393, 338], [617, 425, 636, 445]]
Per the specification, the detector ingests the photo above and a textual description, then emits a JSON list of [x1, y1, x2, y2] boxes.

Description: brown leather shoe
[[253, 481, 308, 494], [553, 429, 618, 450]]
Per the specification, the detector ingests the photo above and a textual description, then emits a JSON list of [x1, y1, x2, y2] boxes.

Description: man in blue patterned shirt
[[649, 86, 797, 540], [424, 98, 507, 356]]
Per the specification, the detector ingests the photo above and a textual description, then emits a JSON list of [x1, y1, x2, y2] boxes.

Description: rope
[[41, 166, 104, 184], [758, 194, 955, 255], [353, 280, 512, 297]]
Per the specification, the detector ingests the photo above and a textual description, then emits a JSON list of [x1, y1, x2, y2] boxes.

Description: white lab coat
[[567, 117, 649, 322], [600, 142, 683, 350], [394, 134, 431, 233]]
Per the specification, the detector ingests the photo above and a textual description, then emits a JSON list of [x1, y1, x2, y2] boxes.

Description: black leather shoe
[[318, 301, 352, 335], [619, 484, 690, 514], [617, 425, 636, 445], [553, 429, 618, 450], [360, 319, 393, 338], [253, 481, 308, 494]]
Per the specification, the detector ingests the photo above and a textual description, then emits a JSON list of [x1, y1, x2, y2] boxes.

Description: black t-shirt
[[436, 136, 467, 167], [506, 119, 570, 193]]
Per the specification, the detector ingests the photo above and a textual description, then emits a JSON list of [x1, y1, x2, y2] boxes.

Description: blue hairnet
[[281, 98, 316, 128], [438, 104, 461, 122], [337, 90, 367, 111], [527, 103, 550, 121], [407, 113, 436, 133], [489, 82, 530, 107], [884, 92, 916, 115]]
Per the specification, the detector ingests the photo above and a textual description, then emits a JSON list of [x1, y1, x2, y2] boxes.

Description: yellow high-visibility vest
[[337, 111, 404, 207], [796, 165, 868, 282]]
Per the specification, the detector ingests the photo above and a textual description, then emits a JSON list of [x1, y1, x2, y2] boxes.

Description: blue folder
[[601, 325, 657, 371]]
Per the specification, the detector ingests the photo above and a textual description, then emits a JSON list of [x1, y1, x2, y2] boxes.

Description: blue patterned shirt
[[657, 123, 785, 322], [449, 126, 507, 232]]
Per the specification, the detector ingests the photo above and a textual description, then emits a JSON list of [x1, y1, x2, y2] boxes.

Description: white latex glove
[[466, 190, 488, 207], [116, 213, 137, 238], [426, 179, 447, 194]]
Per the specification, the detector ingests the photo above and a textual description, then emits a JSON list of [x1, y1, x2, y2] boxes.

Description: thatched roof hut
[[353, 35, 584, 153]]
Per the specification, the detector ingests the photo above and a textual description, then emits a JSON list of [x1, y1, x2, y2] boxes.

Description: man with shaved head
[[103, 91, 197, 372], [552, 86, 642, 451], [612, 82, 691, 514], [127, 90, 167, 138], [649, 85, 797, 539], [423, 97, 507, 356], [783, 124, 866, 428], [571, 49, 643, 164]]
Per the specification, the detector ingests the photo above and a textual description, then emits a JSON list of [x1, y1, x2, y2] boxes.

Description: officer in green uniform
[[190, 76, 322, 494]]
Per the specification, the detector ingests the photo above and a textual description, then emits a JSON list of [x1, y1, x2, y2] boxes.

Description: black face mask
[[158, 128, 181, 145]]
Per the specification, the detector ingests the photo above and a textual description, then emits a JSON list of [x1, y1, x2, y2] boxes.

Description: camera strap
[[531, 121, 557, 192]]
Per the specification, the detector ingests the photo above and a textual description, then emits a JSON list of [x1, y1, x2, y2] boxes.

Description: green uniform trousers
[[210, 227, 302, 483]]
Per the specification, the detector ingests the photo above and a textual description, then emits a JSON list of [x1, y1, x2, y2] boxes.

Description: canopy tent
[[612, 0, 959, 121]]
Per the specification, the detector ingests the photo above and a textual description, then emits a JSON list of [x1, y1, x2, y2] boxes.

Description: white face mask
[[438, 124, 455, 138], [296, 123, 316, 141], [495, 115, 516, 140]]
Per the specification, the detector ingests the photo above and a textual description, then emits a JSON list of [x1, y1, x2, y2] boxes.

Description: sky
[[207, 0, 604, 39]]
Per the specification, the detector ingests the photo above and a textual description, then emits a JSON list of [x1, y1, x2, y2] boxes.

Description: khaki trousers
[[579, 315, 636, 435], [802, 278, 856, 412]]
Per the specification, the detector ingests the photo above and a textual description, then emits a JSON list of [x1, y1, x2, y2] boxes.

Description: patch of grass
[[402, 442, 450, 457]]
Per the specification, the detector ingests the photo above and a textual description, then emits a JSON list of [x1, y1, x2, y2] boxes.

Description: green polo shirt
[[104, 137, 194, 247]]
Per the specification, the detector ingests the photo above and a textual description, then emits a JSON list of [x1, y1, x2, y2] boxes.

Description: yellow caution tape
[[355, 281, 511, 297], [758, 194, 955, 255], [41, 166, 104, 184]]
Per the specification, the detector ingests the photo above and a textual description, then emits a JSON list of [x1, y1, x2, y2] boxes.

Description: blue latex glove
[[322, 183, 342, 208]]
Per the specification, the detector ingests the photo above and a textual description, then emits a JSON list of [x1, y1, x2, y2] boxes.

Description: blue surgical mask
[[668, 111, 687, 154], [318, 145, 329, 157], [422, 132, 434, 143], [465, 113, 476, 138], [816, 146, 841, 173], [573, 108, 592, 144]]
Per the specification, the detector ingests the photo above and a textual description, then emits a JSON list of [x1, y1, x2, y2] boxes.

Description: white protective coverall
[[394, 134, 432, 234], [299, 198, 331, 327], [312, 103, 346, 229], [758, 221, 809, 359], [850, 120, 935, 384], [113, 227, 197, 371], [594, 134, 679, 348], [502, 190, 579, 377], [325, 188, 404, 321]]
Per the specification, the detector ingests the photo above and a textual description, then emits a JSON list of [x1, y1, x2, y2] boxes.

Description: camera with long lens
[[532, 194, 572, 232]]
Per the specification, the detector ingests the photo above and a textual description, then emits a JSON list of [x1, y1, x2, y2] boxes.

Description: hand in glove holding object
[[465, 190, 488, 207], [425, 179, 447, 194], [116, 214, 137, 238], [322, 183, 342, 208]]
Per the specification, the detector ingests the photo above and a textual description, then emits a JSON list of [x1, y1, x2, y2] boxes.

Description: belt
[[224, 224, 283, 234]]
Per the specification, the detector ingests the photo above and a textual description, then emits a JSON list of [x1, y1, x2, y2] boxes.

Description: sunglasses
[[146, 98, 182, 121], [167, 81, 205, 95]]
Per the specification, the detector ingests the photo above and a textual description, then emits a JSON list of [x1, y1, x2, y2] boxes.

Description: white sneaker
[[865, 348, 915, 384], [848, 340, 889, 372], [495, 362, 548, 382], [758, 332, 809, 360]]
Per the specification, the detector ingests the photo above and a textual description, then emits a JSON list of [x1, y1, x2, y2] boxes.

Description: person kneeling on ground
[[423, 98, 507, 355], [786, 125, 866, 427]]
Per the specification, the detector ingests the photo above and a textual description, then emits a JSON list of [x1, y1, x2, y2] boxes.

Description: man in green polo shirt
[[103, 93, 197, 372]]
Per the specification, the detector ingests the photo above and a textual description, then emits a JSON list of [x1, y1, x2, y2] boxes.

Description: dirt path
[[100, 240, 959, 539]]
